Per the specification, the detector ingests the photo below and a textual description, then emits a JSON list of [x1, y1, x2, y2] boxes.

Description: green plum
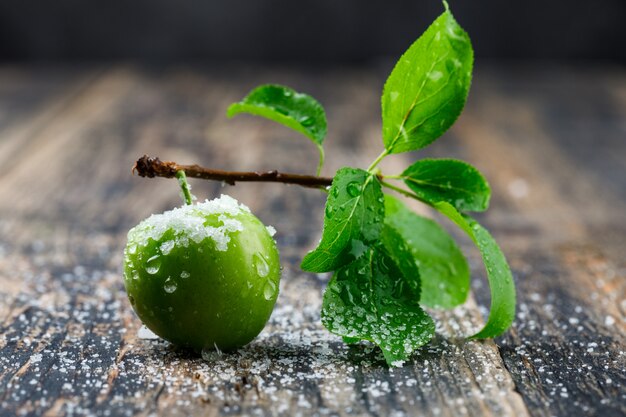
[[123, 194, 280, 352]]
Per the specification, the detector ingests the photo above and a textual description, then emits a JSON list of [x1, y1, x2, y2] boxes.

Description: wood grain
[[0, 65, 623, 417]]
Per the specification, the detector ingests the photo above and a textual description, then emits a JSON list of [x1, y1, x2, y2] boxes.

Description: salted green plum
[[123, 195, 280, 352]]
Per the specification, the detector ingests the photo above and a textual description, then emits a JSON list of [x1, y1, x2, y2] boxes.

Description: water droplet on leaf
[[346, 181, 361, 197], [299, 116, 314, 126], [428, 70, 443, 82], [349, 239, 367, 259]]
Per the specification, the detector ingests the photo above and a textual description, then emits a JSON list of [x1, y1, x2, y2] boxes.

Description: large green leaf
[[301, 168, 384, 272], [401, 158, 490, 212], [434, 201, 516, 338], [321, 246, 435, 366], [381, 8, 473, 154], [384, 195, 469, 308]]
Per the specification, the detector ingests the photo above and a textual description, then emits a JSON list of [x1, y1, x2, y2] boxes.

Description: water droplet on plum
[[163, 277, 177, 293], [145, 255, 161, 274], [253, 253, 270, 277], [263, 280, 277, 300]]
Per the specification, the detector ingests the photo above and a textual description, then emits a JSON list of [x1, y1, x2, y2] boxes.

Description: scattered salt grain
[[138, 325, 160, 340], [160, 240, 175, 255], [127, 195, 251, 253]]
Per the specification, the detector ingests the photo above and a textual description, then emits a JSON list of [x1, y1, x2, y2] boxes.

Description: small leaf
[[401, 158, 490, 212], [381, 7, 473, 154], [434, 201, 516, 338], [301, 168, 384, 272], [321, 246, 435, 366], [384, 195, 470, 308], [227, 84, 327, 145]]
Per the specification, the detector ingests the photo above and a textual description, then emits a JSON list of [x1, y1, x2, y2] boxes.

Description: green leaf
[[381, 7, 473, 154], [380, 224, 421, 298], [321, 246, 435, 366], [227, 84, 327, 174], [401, 158, 490, 212], [434, 201, 516, 338], [301, 168, 384, 272], [342, 336, 361, 344], [227, 84, 327, 145], [384, 195, 470, 308]]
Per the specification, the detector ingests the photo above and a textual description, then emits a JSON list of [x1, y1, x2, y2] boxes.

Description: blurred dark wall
[[1, 0, 624, 64]]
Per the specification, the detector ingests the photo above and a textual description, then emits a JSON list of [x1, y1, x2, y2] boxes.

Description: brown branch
[[132, 155, 333, 189]]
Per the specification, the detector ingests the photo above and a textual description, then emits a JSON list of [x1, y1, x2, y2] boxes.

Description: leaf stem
[[133, 155, 333, 189], [316, 145, 325, 177], [383, 181, 445, 212], [381, 181, 422, 201], [367, 149, 389, 173], [176, 170, 194, 205]]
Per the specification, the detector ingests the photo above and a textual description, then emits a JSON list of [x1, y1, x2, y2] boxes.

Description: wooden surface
[[0, 65, 624, 417]]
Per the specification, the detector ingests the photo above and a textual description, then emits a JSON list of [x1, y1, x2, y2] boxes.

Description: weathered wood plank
[[0, 65, 623, 417], [448, 67, 626, 417], [0, 68, 101, 179]]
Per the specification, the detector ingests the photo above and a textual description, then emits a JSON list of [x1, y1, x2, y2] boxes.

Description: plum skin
[[123, 204, 280, 352]]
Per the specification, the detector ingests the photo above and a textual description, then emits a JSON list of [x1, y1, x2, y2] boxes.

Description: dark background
[[1, 0, 625, 64]]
